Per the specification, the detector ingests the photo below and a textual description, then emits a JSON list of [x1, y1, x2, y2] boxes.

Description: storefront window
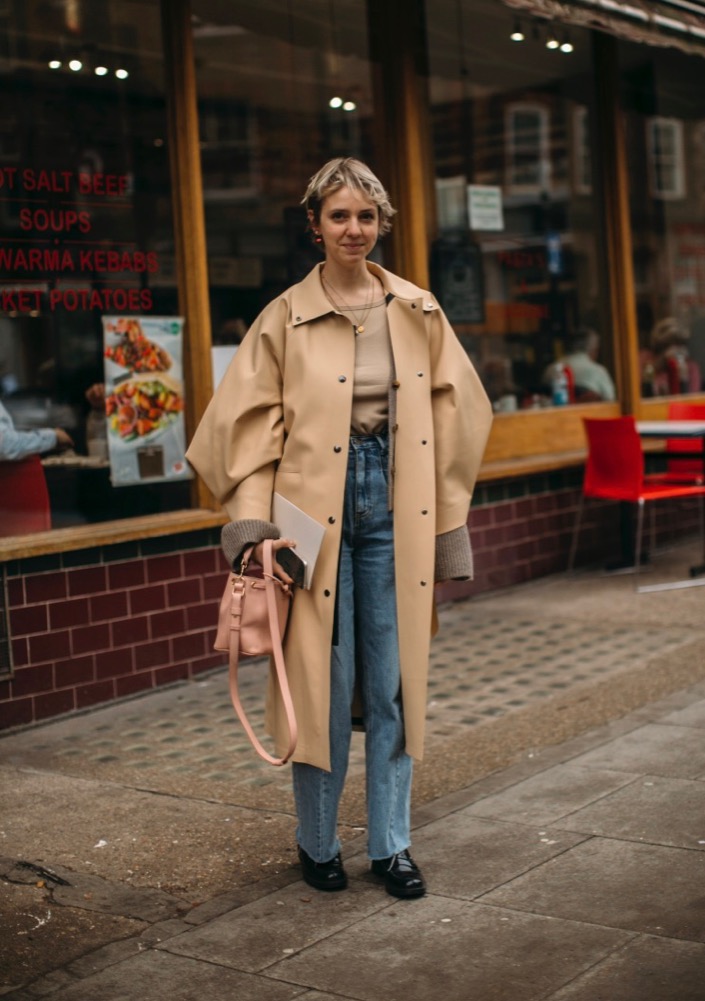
[[426, 0, 613, 412], [0, 1, 189, 535], [192, 0, 379, 370], [619, 41, 705, 398]]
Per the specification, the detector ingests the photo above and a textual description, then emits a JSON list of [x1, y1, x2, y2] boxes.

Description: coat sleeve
[[428, 302, 493, 536], [185, 298, 288, 522], [0, 403, 57, 461]]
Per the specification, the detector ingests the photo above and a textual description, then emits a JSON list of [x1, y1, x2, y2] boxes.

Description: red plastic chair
[[568, 416, 705, 580], [651, 401, 705, 485], [0, 456, 51, 536]]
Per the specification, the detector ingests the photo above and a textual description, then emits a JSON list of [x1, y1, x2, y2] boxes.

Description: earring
[[314, 231, 322, 244]]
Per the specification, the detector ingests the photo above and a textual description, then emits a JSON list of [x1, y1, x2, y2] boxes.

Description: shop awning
[[501, 0, 705, 55]]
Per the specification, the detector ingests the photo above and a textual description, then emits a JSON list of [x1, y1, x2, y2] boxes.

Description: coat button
[[328, 516, 336, 524], [333, 445, 342, 453], [324, 589, 331, 597], [421, 509, 428, 515], [295, 315, 301, 322], [417, 372, 424, 377], [420, 580, 427, 586], [338, 375, 347, 382], [411, 303, 417, 309], [392, 380, 400, 388], [421, 439, 427, 445]]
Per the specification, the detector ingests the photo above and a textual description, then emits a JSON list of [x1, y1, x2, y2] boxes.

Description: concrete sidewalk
[[1, 544, 705, 999]]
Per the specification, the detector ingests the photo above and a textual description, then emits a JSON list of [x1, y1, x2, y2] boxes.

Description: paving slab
[[557, 774, 705, 850], [482, 837, 705, 941], [569, 722, 705, 778], [161, 878, 389, 973], [391, 812, 587, 899], [265, 896, 632, 1001], [545, 935, 705, 1001], [660, 697, 705, 729], [460, 763, 638, 826], [6, 951, 304, 1001]]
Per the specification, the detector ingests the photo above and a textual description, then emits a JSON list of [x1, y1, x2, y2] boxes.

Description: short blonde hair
[[301, 157, 396, 236]]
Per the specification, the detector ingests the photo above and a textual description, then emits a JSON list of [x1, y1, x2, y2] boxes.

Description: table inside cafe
[[637, 420, 705, 483]]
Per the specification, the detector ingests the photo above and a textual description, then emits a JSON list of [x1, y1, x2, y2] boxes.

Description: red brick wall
[[1, 544, 230, 730]]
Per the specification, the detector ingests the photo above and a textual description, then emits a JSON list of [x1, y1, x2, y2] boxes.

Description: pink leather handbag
[[215, 539, 297, 765]]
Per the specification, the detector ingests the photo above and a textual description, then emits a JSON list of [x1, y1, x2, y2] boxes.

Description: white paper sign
[[468, 185, 504, 231]]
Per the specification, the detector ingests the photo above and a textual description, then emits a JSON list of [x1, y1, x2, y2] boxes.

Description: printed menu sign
[[0, 166, 158, 313], [102, 316, 191, 486]]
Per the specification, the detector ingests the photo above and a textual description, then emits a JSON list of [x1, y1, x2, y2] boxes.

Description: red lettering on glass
[[19, 208, 91, 233]]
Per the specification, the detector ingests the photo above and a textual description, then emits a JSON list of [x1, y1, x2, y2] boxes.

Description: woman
[[187, 158, 492, 899]]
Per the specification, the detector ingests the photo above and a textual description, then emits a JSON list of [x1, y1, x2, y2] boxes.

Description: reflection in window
[[621, 42, 705, 398], [0, 0, 189, 533], [427, 0, 611, 411], [505, 104, 550, 195], [192, 0, 377, 347], [647, 117, 685, 200]]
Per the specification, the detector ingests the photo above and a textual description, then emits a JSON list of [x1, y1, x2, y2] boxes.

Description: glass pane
[[192, 0, 378, 356], [426, 0, 614, 412], [621, 44, 705, 397], [0, 1, 188, 534]]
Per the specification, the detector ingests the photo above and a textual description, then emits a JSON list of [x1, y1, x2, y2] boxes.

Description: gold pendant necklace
[[322, 273, 376, 334]]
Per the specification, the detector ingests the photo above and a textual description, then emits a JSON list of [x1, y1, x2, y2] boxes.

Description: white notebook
[[272, 493, 326, 589]]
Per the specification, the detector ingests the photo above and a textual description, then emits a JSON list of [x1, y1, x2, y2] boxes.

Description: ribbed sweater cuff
[[221, 519, 280, 569], [435, 526, 474, 582]]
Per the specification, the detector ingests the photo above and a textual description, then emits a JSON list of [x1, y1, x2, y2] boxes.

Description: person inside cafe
[[0, 398, 74, 461], [543, 328, 616, 402], [644, 316, 702, 396]]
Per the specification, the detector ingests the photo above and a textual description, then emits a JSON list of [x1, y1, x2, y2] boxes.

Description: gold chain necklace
[[322, 272, 377, 335]]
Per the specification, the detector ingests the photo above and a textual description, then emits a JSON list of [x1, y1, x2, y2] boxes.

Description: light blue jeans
[[292, 432, 413, 862]]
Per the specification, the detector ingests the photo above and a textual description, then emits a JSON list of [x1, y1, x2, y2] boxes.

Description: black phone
[[276, 547, 306, 588]]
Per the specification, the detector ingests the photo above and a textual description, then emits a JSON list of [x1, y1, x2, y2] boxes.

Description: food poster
[[102, 316, 192, 486]]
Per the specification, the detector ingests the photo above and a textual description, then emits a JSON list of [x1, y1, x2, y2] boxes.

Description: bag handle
[[227, 539, 297, 766]]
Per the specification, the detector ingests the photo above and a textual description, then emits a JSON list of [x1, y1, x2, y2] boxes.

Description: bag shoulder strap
[[227, 539, 297, 766]]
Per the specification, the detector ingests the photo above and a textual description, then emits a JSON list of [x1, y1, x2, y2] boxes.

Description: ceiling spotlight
[[329, 96, 343, 109], [342, 100, 356, 112], [94, 65, 109, 76], [560, 33, 574, 53], [48, 59, 62, 69], [115, 68, 129, 79], [510, 19, 525, 42], [546, 28, 560, 50], [68, 58, 83, 71]]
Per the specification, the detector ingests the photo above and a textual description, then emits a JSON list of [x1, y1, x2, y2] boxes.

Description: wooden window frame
[[647, 116, 686, 200]]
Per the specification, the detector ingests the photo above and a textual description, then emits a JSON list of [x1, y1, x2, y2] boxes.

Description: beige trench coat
[[187, 262, 492, 771]]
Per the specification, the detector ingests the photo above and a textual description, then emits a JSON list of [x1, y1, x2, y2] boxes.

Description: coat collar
[[289, 262, 438, 327]]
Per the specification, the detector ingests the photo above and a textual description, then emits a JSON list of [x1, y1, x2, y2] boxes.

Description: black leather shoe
[[371, 849, 426, 898], [298, 846, 348, 891]]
